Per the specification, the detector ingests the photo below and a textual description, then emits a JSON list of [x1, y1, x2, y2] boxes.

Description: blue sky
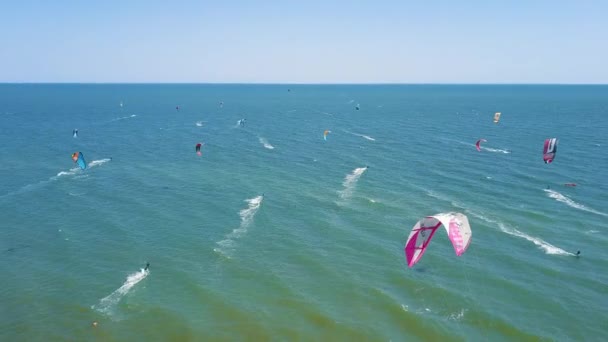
[[1, 0, 606, 83]]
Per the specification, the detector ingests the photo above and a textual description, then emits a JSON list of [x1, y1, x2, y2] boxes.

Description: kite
[[71, 152, 87, 170], [404, 212, 472, 267], [493, 112, 501, 124], [475, 138, 486, 151], [543, 138, 558, 164]]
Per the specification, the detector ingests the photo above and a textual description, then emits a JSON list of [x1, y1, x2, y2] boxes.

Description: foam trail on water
[[110, 114, 137, 122], [467, 210, 572, 256], [258, 137, 275, 149], [339, 167, 368, 201], [1, 159, 111, 199], [544, 189, 608, 217], [214, 195, 264, 258], [448, 139, 511, 153], [423, 189, 572, 255], [481, 146, 511, 154], [56, 167, 81, 178], [92, 268, 149, 316], [342, 129, 376, 141], [88, 158, 111, 168], [56, 159, 110, 177]]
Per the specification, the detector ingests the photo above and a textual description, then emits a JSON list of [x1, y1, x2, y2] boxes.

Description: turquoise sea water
[[1, 84, 607, 341]]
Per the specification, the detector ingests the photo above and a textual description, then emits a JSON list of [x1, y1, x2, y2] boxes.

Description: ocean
[[1, 84, 607, 341]]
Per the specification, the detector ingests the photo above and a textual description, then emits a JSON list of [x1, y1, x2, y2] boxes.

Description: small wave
[[585, 230, 599, 235], [339, 167, 368, 201], [93, 268, 149, 316], [544, 189, 608, 217], [214, 195, 264, 257], [258, 137, 275, 149], [195, 121, 203, 127]]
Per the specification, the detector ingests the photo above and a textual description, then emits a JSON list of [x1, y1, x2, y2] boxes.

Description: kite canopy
[[404, 212, 472, 267], [543, 138, 558, 164], [323, 130, 331, 140], [71, 152, 87, 170], [475, 138, 487, 151], [493, 112, 501, 124]]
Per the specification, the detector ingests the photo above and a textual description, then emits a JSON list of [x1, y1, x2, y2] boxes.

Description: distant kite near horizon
[[493, 112, 501, 124], [323, 130, 331, 141], [543, 138, 558, 164], [404, 212, 472, 267], [71, 152, 87, 170]]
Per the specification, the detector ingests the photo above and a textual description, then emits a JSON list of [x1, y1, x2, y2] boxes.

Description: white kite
[[404, 212, 472, 267]]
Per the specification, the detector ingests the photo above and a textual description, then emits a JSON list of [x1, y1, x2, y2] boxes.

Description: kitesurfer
[[144, 262, 150, 271], [576, 251, 580, 257]]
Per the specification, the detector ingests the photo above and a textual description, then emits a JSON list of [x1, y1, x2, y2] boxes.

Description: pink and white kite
[[404, 212, 472, 267]]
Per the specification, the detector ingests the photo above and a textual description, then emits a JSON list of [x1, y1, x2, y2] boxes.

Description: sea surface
[[1, 84, 607, 341]]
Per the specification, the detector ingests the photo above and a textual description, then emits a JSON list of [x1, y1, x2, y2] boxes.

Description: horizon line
[[1, 82, 607, 86]]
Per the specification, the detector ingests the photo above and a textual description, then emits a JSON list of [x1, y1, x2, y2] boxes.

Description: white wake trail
[[339, 167, 368, 201], [423, 189, 572, 256], [92, 268, 150, 316], [258, 137, 275, 149], [215, 195, 264, 258], [544, 189, 608, 217]]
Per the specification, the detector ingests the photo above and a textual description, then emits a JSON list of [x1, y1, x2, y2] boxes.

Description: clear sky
[[1, 0, 606, 83]]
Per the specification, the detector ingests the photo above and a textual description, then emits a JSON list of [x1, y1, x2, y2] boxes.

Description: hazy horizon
[[2, 1, 607, 84]]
